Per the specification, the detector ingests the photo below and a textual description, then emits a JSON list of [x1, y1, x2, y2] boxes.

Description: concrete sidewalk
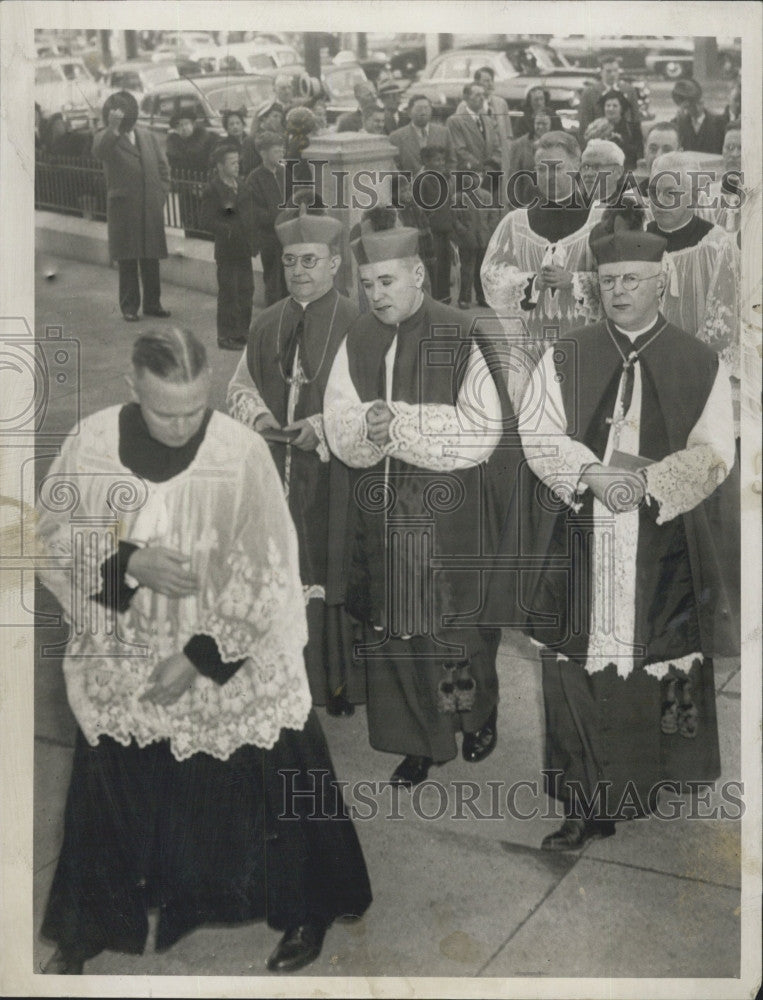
[[31, 257, 742, 982]]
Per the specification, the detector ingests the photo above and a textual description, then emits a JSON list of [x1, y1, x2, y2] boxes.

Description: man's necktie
[[476, 115, 485, 139]]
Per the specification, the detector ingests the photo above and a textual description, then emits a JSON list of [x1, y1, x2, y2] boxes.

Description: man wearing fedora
[[92, 91, 172, 322], [378, 79, 409, 134], [671, 79, 726, 155]]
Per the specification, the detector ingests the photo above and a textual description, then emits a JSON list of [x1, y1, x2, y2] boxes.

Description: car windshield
[[36, 65, 63, 85], [60, 61, 91, 81], [324, 66, 368, 98], [142, 64, 181, 85], [245, 53, 275, 71], [110, 71, 142, 90], [205, 79, 273, 113], [504, 46, 564, 74], [271, 47, 299, 67]]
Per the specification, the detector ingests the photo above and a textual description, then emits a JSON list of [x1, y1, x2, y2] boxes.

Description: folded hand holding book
[[608, 449, 655, 472]]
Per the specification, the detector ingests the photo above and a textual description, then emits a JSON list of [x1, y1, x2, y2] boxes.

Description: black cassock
[[40, 405, 371, 963], [486, 319, 740, 817], [230, 288, 367, 706]]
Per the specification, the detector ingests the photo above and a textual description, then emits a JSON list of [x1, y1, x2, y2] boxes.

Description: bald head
[[649, 151, 704, 228]]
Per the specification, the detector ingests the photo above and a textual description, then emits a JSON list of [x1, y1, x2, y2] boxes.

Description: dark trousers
[[118, 258, 162, 316], [259, 240, 287, 306], [458, 245, 487, 305], [540, 652, 720, 820], [430, 233, 451, 303], [363, 626, 500, 763], [216, 259, 254, 343]]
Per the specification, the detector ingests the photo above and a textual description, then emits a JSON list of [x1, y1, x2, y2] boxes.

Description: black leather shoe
[[541, 817, 616, 852], [389, 754, 432, 788], [462, 706, 497, 763], [143, 307, 171, 318], [42, 948, 84, 974], [217, 337, 246, 350], [266, 921, 327, 973], [122, 312, 139, 322], [326, 692, 355, 717]]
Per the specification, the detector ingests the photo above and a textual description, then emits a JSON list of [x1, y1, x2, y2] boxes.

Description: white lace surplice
[[480, 208, 597, 407], [519, 346, 735, 679], [36, 407, 311, 762]]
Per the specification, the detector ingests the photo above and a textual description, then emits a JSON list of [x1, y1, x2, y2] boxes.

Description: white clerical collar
[[614, 316, 660, 341]]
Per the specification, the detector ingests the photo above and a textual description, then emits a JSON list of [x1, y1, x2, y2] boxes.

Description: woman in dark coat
[[165, 108, 216, 174], [92, 91, 171, 321], [513, 86, 563, 138], [598, 89, 643, 169], [221, 107, 260, 177]]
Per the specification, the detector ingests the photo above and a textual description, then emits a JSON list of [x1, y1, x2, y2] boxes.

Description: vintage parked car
[[364, 33, 428, 81], [136, 73, 274, 142], [401, 44, 593, 128], [321, 62, 372, 124], [404, 42, 651, 127], [98, 61, 180, 102], [215, 41, 304, 77], [35, 55, 102, 129]]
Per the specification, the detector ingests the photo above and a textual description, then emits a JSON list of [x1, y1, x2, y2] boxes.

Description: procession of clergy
[[38, 123, 740, 975]]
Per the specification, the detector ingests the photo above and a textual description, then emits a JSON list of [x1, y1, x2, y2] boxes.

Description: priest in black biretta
[[486, 204, 740, 852]]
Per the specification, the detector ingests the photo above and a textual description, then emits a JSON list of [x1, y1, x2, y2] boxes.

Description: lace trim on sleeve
[[306, 413, 330, 463], [325, 399, 386, 468], [643, 443, 729, 525], [572, 270, 604, 324], [228, 388, 272, 429], [521, 439, 596, 513], [386, 401, 463, 471]]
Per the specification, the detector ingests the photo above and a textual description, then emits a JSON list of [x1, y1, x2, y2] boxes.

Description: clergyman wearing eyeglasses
[[486, 203, 739, 852], [226, 200, 365, 717]]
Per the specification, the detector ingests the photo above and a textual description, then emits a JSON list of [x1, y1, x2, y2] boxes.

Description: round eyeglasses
[[281, 253, 329, 269], [599, 272, 662, 291]]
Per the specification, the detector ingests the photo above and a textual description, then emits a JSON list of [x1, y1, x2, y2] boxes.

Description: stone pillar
[[298, 132, 399, 304]]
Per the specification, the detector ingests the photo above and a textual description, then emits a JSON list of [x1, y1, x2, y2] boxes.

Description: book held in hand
[[608, 449, 655, 472], [261, 427, 300, 444]]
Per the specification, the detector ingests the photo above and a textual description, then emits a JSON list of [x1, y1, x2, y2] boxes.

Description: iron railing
[[34, 156, 213, 236]]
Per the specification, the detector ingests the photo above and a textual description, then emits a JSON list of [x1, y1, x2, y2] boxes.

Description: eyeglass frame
[[281, 253, 331, 269], [598, 271, 663, 292]]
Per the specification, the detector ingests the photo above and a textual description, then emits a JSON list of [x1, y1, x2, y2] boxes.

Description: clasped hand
[[537, 264, 573, 291], [126, 547, 199, 598], [366, 400, 393, 447], [580, 464, 646, 513], [140, 652, 197, 707], [254, 412, 319, 450]]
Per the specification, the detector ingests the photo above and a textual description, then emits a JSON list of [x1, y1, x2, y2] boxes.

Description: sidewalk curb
[[35, 211, 266, 307]]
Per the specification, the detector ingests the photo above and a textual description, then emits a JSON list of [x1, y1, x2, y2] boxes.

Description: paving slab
[[713, 656, 740, 691], [37, 818, 574, 978], [319, 651, 562, 854], [482, 858, 741, 979], [716, 691, 741, 783], [584, 813, 741, 889], [720, 669, 741, 695], [35, 258, 239, 422]]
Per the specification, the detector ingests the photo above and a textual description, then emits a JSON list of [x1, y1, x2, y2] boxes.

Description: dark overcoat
[[92, 126, 170, 260]]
